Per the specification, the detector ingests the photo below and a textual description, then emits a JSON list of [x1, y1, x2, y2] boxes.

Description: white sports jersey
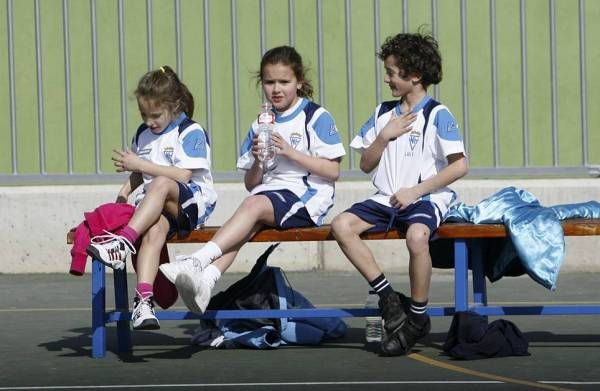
[[350, 95, 465, 216], [132, 113, 217, 226], [237, 98, 346, 225]]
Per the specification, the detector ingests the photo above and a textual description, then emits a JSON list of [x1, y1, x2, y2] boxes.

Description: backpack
[[192, 244, 347, 349]]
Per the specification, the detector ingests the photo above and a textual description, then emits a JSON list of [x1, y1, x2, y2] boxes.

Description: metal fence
[[1, 0, 599, 185]]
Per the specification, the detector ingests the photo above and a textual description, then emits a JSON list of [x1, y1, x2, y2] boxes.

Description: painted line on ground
[[0, 381, 503, 390], [409, 353, 575, 391]]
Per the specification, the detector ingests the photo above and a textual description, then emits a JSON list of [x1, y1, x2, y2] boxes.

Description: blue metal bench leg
[[454, 239, 468, 312], [113, 266, 131, 353], [471, 239, 487, 308], [91, 259, 106, 358]]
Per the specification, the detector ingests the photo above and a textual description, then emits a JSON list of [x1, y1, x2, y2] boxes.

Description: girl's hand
[[270, 132, 294, 158], [112, 149, 144, 173], [389, 187, 419, 210], [380, 111, 417, 141], [251, 133, 265, 162]]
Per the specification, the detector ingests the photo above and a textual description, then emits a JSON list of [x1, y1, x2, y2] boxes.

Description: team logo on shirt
[[409, 130, 421, 151], [329, 123, 338, 136], [447, 121, 459, 133], [289, 132, 303, 149], [163, 147, 174, 164]]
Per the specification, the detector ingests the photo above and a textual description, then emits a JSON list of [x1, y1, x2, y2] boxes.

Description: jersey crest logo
[[163, 147, 174, 164], [329, 123, 338, 136], [447, 121, 459, 133], [289, 132, 303, 149], [409, 130, 421, 151]]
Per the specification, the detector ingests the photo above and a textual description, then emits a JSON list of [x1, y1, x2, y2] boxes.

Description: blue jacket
[[444, 187, 600, 290]]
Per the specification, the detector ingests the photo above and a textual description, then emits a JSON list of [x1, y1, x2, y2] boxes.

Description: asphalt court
[[1, 271, 599, 390]]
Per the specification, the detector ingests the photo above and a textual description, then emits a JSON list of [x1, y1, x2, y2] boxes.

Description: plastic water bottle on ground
[[257, 102, 276, 171], [365, 291, 383, 342]]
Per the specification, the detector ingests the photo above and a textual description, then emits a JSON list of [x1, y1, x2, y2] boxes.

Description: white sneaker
[[86, 232, 136, 270], [159, 255, 204, 284], [175, 271, 212, 314], [131, 295, 160, 330]]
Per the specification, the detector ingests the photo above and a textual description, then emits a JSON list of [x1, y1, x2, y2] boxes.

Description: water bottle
[[365, 291, 383, 342], [257, 102, 276, 169]]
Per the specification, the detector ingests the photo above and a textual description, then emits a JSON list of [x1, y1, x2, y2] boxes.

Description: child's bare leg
[[127, 176, 181, 235], [405, 223, 432, 303], [174, 197, 275, 313], [210, 194, 276, 252], [136, 216, 170, 284], [381, 223, 432, 356], [331, 212, 379, 280], [332, 211, 407, 333]]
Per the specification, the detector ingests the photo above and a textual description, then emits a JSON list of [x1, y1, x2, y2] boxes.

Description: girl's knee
[[146, 176, 174, 193], [239, 195, 271, 216]]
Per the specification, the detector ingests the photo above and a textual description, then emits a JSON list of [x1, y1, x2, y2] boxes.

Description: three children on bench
[[87, 31, 468, 356]]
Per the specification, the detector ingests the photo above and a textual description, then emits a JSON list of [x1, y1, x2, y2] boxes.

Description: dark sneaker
[[380, 314, 431, 356], [378, 292, 410, 333], [131, 296, 160, 330]]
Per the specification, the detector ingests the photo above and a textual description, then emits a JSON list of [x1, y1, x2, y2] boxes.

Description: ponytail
[[135, 65, 195, 118]]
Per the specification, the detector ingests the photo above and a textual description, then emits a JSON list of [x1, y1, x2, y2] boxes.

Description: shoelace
[[175, 254, 204, 270], [90, 230, 137, 255], [134, 291, 154, 317]]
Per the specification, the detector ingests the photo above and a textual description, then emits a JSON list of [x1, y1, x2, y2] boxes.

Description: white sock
[[201, 264, 222, 291], [191, 241, 223, 269]]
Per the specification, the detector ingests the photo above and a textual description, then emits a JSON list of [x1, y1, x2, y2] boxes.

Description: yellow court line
[[409, 353, 575, 391]]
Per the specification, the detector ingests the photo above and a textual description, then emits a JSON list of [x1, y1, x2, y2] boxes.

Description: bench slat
[[67, 218, 600, 244]]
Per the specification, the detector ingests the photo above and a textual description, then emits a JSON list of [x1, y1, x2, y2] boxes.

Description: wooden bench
[[67, 218, 600, 358]]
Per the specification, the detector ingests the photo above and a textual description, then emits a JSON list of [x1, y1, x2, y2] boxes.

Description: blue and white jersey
[[132, 113, 217, 227], [350, 95, 465, 217], [237, 98, 346, 225]]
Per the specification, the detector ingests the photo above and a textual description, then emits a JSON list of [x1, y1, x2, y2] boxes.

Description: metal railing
[[1, 0, 598, 185]]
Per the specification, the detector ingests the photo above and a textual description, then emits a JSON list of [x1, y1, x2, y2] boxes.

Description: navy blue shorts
[[257, 189, 315, 229], [345, 199, 441, 235], [165, 181, 199, 239]]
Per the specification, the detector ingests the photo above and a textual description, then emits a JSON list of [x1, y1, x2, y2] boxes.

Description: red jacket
[[69, 202, 178, 309]]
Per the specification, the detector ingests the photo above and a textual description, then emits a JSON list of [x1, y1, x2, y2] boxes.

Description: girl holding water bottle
[[160, 45, 346, 314]]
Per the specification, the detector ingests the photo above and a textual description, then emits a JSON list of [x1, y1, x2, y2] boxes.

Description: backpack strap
[[272, 267, 289, 331]]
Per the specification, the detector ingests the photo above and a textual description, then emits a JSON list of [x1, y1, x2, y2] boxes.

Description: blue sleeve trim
[[182, 129, 208, 158], [358, 114, 375, 137], [240, 126, 255, 156], [312, 111, 342, 145], [433, 109, 462, 141]]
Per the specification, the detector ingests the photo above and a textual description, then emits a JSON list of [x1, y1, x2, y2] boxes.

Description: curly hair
[[378, 32, 442, 88]]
